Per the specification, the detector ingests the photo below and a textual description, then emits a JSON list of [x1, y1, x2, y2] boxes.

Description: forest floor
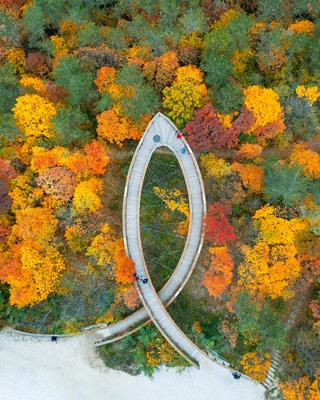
[[0, 331, 265, 400]]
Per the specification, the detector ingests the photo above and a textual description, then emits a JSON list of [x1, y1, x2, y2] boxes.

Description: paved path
[[119, 113, 207, 366], [94, 113, 207, 348]]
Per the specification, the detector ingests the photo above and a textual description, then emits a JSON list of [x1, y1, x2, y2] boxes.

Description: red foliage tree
[[0, 158, 16, 213], [25, 52, 49, 75], [0, 180, 12, 213], [204, 202, 237, 244], [0, 158, 16, 181], [184, 104, 255, 152], [41, 82, 67, 103], [0, 224, 9, 242], [184, 104, 225, 152]]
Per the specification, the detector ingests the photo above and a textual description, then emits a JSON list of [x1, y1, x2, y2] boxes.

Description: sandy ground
[[0, 331, 265, 400]]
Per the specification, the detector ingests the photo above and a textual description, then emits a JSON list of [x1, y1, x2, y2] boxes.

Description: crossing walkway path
[[109, 113, 207, 366], [94, 113, 207, 356]]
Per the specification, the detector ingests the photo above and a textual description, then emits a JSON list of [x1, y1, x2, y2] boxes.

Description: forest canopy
[[0, 0, 319, 396]]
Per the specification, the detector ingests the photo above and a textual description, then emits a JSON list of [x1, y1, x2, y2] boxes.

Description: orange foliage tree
[[123, 285, 140, 309], [290, 144, 320, 179], [113, 239, 135, 284], [96, 106, 148, 146], [232, 162, 264, 193], [203, 246, 234, 298], [280, 375, 320, 400], [0, 241, 65, 307], [31, 140, 109, 179], [11, 206, 58, 244], [143, 50, 179, 89]]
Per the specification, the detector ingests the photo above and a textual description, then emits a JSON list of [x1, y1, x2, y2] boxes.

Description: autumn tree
[[232, 162, 264, 193], [123, 285, 139, 309], [113, 239, 135, 285], [240, 352, 270, 382], [185, 104, 254, 152], [0, 241, 65, 307], [200, 153, 232, 179], [204, 202, 237, 245], [86, 223, 117, 266], [162, 65, 208, 128], [280, 376, 320, 400], [290, 144, 320, 179], [143, 50, 179, 89], [36, 166, 77, 201], [96, 65, 159, 146], [12, 93, 57, 138], [73, 178, 103, 214], [178, 32, 203, 65], [11, 206, 58, 245], [243, 85, 285, 144], [238, 205, 309, 300], [203, 246, 234, 298]]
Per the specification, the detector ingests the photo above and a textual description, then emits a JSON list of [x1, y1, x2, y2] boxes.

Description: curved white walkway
[[120, 113, 207, 366]]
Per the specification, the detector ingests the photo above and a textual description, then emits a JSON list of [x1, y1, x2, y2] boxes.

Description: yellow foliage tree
[[200, 153, 232, 179], [6, 47, 25, 75], [73, 178, 103, 214], [86, 223, 117, 266], [12, 94, 57, 138], [153, 186, 189, 218], [244, 85, 283, 131], [162, 65, 208, 127], [296, 85, 320, 104], [238, 205, 309, 299], [211, 8, 239, 31], [240, 352, 270, 382], [19, 75, 44, 92]]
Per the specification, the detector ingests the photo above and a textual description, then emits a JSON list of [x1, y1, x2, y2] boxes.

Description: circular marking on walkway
[[153, 134, 161, 143]]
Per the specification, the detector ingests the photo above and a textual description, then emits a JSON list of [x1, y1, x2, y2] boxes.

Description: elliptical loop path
[[117, 112, 207, 366]]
